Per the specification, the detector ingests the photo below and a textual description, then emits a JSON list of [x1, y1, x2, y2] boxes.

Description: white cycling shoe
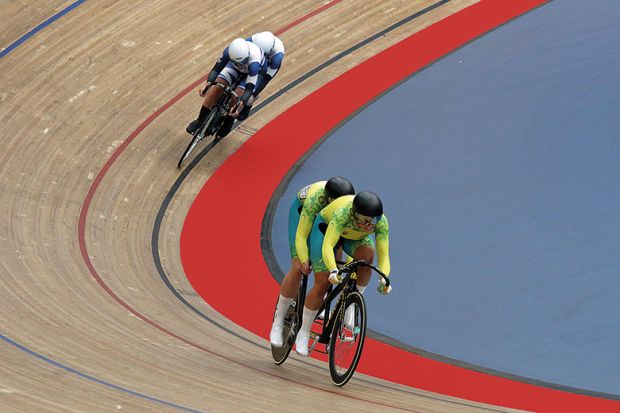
[[295, 331, 310, 357], [270, 324, 284, 347], [295, 306, 318, 357], [345, 306, 356, 330], [270, 295, 293, 347]]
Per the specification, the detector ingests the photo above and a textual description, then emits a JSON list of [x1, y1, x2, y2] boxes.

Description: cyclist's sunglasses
[[354, 213, 380, 228], [233, 56, 250, 67]]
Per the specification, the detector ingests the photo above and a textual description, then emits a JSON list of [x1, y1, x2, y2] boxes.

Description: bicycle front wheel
[[177, 131, 202, 169], [328, 291, 367, 386], [177, 109, 219, 169]]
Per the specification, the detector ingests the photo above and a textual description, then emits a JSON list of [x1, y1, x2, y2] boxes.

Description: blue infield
[[270, 0, 620, 395]]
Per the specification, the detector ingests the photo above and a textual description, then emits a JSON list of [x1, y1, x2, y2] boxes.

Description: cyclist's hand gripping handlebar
[[337, 260, 392, 294], [200, 82, 212, 97], [328, 269, 341, 285], [377, 277, 392, 295]]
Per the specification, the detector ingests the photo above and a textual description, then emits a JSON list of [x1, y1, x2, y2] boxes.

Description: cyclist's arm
[[254, 53, 283, 97], [322, 221, 342, 272], [265, 52, 283, 78], [376, 237, 390, 276], [375, 217, 391, 276], [267, 38, 285, 79], [207, 50, 230, 83], [295, 183, 326, 264], [239, 84, 255, 105], [239, 61, 261, 104], [294, 213, 314, 265], [253, 73, 271, 97]]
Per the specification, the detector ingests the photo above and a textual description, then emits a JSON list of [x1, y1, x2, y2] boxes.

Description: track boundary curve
[[180, 1, 620, 412]]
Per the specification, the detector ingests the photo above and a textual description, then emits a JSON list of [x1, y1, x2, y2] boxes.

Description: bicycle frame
[[273, 258, 390, 374], [199, 82, 239, 137], [212, 83, 239, 113], [177, 82, 241, 169], [287, 270, 338, 350], [308, 260, 389, 351]]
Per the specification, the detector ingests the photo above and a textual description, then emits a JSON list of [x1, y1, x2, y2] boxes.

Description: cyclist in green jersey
[[270, 177, 355, 347], [295, 191, 392, 356]]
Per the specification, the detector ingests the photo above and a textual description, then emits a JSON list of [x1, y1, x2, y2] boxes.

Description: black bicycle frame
[[214, 84, 236, 115], [295, 260, 389, 349], [315, 272, 357, 344], [206, 84, 237, 133], [293, 272, 356, 349]]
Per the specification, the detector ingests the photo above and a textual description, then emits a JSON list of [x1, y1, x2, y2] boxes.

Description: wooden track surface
[[1, 1, 529, 411]]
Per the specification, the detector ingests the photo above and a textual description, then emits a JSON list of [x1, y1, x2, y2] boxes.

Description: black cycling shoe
[[186, 119, 200, 134]]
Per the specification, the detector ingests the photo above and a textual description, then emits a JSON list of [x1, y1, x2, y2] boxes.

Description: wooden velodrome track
[[0, 1, 536, 412]]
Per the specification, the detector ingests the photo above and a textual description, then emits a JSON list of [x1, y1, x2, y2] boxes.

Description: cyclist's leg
[[270, 197, 305, 346], [235, 70, 262, 122], [216, 84, 243, 138], [218, 95, 252, 137], [306, 216, 333, 309], [294, 217, 331, 356], [186, 66, 237, 133], [294, 271, 326, 356], [216, 117, 234, 138], [237, 102, 252, 121], [216, 77, 245, 137], [283, 197, 305, 295], [342, 239, 374, 328], [343, 237, 375, 288]]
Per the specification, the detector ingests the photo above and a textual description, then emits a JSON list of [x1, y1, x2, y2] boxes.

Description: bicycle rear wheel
[[328, 291, 366, 386], [271, 299, 298, 365]]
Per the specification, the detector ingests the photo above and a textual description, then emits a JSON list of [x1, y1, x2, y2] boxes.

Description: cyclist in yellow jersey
[[295, 191, 392, 356], [270, 177, 355, 347]]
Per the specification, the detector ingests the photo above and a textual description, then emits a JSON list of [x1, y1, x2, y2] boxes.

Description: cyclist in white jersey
[[186, 38, 264, 136]]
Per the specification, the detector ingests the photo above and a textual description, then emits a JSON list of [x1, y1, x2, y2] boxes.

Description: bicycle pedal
[[308, 332, 320, 353]]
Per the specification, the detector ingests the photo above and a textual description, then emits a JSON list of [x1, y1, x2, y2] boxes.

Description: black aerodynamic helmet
[[352, 191, 383, 218], [324, 176, 355, 201]]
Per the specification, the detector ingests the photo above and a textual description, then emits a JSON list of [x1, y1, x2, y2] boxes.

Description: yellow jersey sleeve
[[319, 197, 354, 271], [374, 215, 390, 276], [322, 220, 343, 272], [294, 181, 327, 263]]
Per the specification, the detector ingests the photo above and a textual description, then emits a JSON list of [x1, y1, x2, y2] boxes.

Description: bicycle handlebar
[[338, 260, 390, 287], [209, 82, 240, 99]]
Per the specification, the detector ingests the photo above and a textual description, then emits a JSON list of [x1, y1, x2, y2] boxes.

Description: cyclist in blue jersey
[[216, 31, 286, 138], [186, 38, 264, 137]]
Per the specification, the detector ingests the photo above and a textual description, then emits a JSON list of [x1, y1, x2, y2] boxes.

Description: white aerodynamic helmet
[[228, 38, 250, 64], [253, 31, 276, 55]]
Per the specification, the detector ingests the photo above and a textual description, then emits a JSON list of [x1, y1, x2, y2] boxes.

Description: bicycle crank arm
[[309, 331, 320, 353]]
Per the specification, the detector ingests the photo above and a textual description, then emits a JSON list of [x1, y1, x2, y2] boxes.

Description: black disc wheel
[[328, 291, 367, 386], [271, 300, 298, 365]]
